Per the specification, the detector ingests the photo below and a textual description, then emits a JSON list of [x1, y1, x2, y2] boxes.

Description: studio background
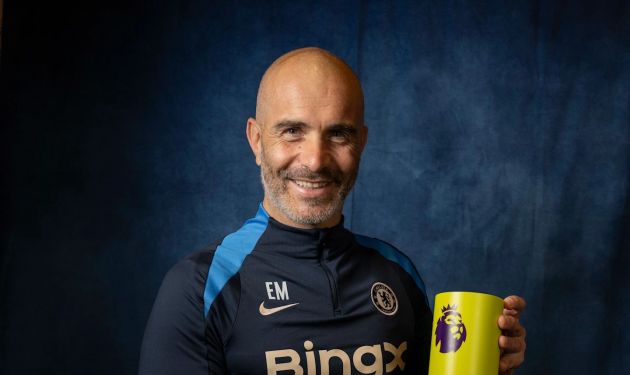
[[2, 0, 628, 374]]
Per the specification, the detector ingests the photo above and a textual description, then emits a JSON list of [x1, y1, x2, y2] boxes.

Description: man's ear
[[359, 124, 369, 154], [246, 117, 262, 166]]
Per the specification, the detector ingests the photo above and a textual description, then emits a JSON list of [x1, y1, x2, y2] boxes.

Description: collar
[[253, 203, 355, 260]]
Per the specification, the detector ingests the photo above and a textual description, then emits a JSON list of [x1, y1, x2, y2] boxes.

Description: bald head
[[255, 47, 364, 125]]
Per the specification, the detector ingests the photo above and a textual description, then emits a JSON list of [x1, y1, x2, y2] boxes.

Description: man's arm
[[413, 295, 434, 373], [139, 253, 226, 374], [498, 295, 527, 374]]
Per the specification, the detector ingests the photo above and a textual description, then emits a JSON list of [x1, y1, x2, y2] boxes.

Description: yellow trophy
[[428, 291, 504, 375]]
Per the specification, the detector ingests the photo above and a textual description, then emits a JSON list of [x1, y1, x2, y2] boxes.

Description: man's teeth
[[293, 180, 329, 189]]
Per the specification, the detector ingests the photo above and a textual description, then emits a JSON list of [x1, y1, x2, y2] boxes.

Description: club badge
[[371, 282, 398, 316]]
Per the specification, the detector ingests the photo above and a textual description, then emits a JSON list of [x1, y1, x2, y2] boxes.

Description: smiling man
[[250, 48, 367, 229], [139, 47, 526, 375]]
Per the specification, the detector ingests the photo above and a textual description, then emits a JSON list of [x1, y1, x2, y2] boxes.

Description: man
[[139, 47, 526, 374]]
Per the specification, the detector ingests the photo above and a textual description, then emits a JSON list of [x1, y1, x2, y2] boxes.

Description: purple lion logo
[[435, 304, 467, 353]]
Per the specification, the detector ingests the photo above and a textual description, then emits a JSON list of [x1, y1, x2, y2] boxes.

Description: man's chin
[[285, 201, 342, 226]]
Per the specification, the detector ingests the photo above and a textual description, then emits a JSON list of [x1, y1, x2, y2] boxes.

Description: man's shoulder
[[353, 233, 427, 298], [352, 234, 414, 269], [353, 233, 402, 253], [165, 242, 222, 282], [170, 209, 267, 299]]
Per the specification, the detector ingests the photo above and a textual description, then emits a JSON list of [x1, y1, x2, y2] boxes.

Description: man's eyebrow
[[272, 120, 308, 131], [271, 121, 359, 135], [327, 123, 359, 135]]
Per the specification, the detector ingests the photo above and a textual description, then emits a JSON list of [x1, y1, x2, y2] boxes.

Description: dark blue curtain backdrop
[[1, 0, 628, 374]]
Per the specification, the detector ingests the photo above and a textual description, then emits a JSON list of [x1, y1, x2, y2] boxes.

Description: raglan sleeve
[[138, 251, 227, 375], [413, 287, 433, 373], [401, 264, 433, 374]]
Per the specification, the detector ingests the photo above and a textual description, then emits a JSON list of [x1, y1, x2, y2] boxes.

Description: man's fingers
[[503, 295, 526, 315], [499, 352, 525, 373], [498, 315, 514, 329], [499, 335, 526, 353], [498, 315, 526, 336], [499, 295, 527, 374]]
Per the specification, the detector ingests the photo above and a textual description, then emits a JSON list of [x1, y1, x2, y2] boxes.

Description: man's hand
[[498, 295, 526, 374]]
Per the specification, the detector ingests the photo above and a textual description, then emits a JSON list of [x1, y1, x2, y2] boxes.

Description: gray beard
[[259, 149, 357, 226]]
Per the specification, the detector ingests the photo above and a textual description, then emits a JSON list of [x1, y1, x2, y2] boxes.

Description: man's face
[[248, 70, 366, 228]]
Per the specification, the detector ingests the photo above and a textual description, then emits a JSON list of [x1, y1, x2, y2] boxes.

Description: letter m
[[274, 281, 289, 300]]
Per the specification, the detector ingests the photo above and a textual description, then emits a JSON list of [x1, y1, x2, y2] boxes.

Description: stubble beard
[[259, 148, 359, 227]]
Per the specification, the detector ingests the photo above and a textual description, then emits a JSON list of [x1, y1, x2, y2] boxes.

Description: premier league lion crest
[[435, 304, 467, 353]]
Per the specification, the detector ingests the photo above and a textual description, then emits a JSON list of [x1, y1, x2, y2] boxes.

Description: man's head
[[246, 47, 368, 229]]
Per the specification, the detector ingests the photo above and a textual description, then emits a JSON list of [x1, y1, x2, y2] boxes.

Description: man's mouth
[[290, 179, 332, 189]]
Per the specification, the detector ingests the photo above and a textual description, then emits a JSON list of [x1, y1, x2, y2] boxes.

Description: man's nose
[[300, 137, 329, 172]]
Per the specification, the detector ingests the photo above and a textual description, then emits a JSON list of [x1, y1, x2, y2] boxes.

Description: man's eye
[[282, 128, 303, 139], [330, 130, 350, 143]]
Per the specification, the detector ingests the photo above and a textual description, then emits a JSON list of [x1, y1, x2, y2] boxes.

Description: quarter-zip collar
[[253, 203, 354, 260]]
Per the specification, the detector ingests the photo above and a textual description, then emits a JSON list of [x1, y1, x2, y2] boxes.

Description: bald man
[[139, 48, 526, 375]]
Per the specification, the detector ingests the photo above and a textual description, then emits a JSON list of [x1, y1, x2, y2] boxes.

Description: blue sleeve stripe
[[204, 204, 269, 316], [354, 234, 429, 306]]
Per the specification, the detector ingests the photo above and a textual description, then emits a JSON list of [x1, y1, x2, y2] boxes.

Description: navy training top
[[139, 204, 432, 374]]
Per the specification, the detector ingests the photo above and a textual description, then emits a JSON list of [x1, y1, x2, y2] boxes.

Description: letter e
[[265, 282, 275, 300]]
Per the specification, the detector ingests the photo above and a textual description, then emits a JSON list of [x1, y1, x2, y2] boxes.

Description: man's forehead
[[265, 77, 355, 106], [261, 84, 363, 127]]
